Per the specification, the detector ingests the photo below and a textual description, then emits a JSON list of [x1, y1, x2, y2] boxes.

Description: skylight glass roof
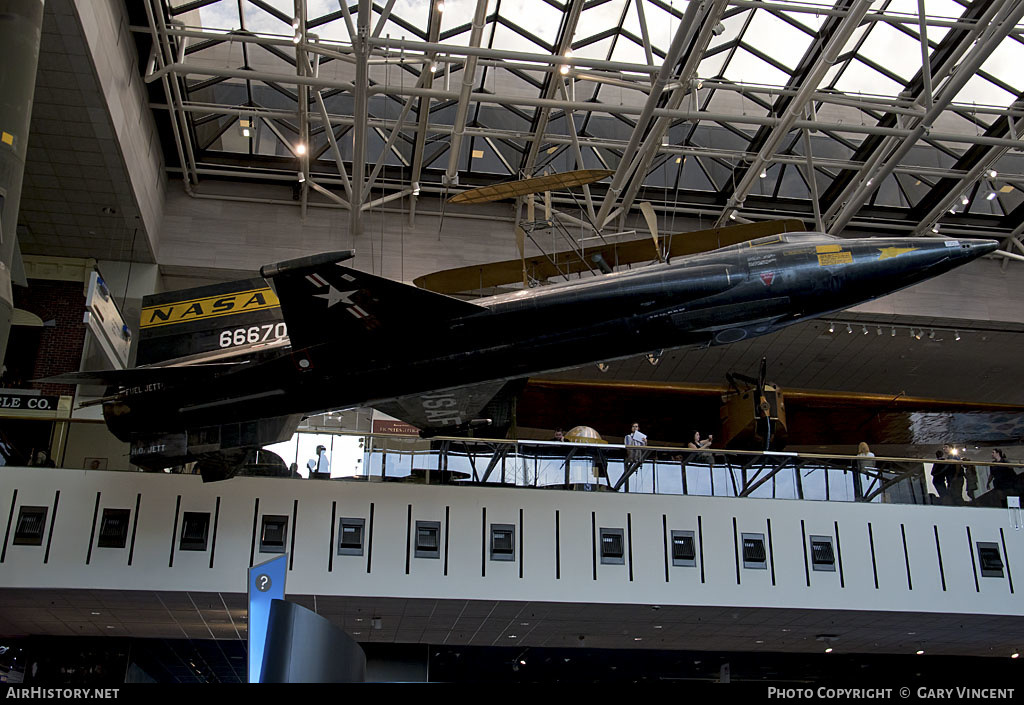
[[146, 0, 1024, 246]]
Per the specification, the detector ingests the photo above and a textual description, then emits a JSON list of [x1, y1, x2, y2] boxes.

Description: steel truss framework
[[140, 0, 1024, 261]]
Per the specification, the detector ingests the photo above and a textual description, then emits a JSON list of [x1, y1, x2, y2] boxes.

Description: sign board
[[83, 271, 131, 368], [372, 419, 420, 435], [247, 554, 287, 683], [0, 392, 71, 419]]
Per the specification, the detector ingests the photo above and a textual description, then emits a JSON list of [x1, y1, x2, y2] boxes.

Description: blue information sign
[[247, 554, 287, 683]]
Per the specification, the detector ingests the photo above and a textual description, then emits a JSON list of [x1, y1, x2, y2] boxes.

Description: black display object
[[260, 599, 366, 683]]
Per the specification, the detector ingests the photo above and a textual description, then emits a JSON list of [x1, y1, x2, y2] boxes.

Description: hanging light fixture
[[891, 327, 896, 337], [846, 323, 852, 334], [828, 322, 835, 333], [961, 194, 969, 205], [759, 168, 767, 178], [988, 168, 998, 178], [954, 330, 961, 341], [862, 325, 869, 335]]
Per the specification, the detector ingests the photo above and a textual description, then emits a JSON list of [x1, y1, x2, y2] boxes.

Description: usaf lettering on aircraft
[[421, 392, 462, 426]]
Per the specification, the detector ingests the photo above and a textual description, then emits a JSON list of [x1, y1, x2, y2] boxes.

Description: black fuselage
[[106, 233, 996, 441]]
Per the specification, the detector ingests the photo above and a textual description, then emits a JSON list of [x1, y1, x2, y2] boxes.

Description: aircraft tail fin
[[137, 276, 287, 366], [260, 251, 486, 349]]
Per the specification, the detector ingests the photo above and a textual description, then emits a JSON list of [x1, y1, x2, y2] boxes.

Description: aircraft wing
[[373, 380, 522, 437], [260, 250, 486, 349], [39, 363, 244, 387]]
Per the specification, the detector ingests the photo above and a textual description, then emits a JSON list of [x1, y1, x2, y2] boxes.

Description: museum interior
[[0, 0, 1023, 685]]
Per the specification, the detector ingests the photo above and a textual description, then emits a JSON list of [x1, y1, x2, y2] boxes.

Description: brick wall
[[11, 279, 87, 397]]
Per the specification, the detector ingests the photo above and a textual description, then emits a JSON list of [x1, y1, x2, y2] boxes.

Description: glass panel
[[856, 22, 926, 83], [574, 0, 629, 44], [241, 1, 293, 36], [954, 74, 1020, 109], [744, 10, 814, 73], [723, 48, 792, 88], [506, 0, 566, 47], [441, 0, 487, 36], [708, 9, 748, 52], [833, 58, 906, 97], [178, 1, 240, 31]]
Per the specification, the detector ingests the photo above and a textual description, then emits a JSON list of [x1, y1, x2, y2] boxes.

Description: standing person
[[856, 441, 877, 500], [962, 453, 978, 501], [688, 430, 714, 464], [931, 448, 953, 500], [989, 449, 1016, 496], [624, 422, 647, 447], [688, 431, 713, 451], [624, 422, 647, 467]]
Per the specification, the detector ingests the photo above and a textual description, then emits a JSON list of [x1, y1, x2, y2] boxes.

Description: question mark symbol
[[256, 574, 271, 592]]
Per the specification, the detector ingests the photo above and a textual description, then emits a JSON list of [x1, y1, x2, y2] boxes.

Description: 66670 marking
[[218, 323, 288, 348]]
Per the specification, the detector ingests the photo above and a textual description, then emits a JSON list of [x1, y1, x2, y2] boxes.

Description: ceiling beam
[[443, 0, 490, 183], [714, 0, 872, 226], [591, 0, 707, 231], [826, 0, 1024, 235]]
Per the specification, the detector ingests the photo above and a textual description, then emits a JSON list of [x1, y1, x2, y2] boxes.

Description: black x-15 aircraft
[[53, 231, 996, 479]]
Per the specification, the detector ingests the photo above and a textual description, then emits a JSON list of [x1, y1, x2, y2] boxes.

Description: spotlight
[[646, 350, 663, 366], [296, 143, 307, 155], [597, 362, 609, 373], [914, 329, 922, 340], [916, 650, 925, 655], [828, 322, 834, 333], [862, 325, 868, 335], [988, 169, 998, 178], [1012, 653, 1019, 659], [430, 61, 438, 73], [866, 178, 874, 186], [954, 330, 960, 341], [891, 327, 896, 337], [961, 194, 969, 205], [292, 31, 301, 44], [949, 206, 956, 214], [729, 210, 738, 221], [909, 328, 915, 338], [412, 182, 420, 196], [559, 63, 569, 75], [436, 0, 445, 12], [759, 168, 767, 178], [986, 191, 997, 201], [931, 224, 939, 234], [928, 329, 935, 339], [711, 21, 725, 36], [825, 647, 833, 654], [297, 171, 305, 183], [846, 323, 852, 334], [876, 326, 882, 336]]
